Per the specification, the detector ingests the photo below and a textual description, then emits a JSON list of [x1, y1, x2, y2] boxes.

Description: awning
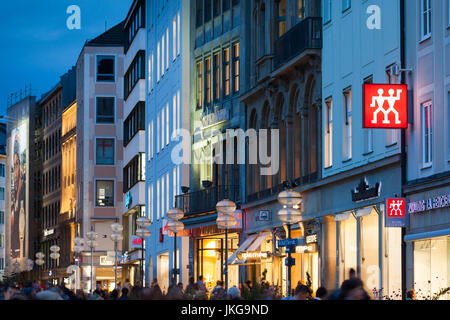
[[229, 231, 271, 265], [228, 234, 258, 265], [355, 206, 375, 217], [334, 211, 352, 221], [404, 228, 450, 242]]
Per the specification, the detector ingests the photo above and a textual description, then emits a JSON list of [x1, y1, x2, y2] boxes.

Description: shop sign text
[[408, 194, 450, 214]]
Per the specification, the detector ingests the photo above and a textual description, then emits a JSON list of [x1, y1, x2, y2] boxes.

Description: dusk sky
[[0, 0, 132, 116]]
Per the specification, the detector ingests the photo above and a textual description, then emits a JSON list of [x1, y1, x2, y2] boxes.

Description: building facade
[[146, 0, 191, 292], [0, 123, 6, 281], [76, 23, 125, 292], [404, 0, 450, 300]]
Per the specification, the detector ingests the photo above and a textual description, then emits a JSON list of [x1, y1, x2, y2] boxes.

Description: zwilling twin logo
[[364, 84, 408, 129], [386, 198, 406, 218]]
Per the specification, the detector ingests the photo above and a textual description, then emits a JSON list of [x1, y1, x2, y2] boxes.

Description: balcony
[[175, 185, 240, 217], [273, 17, 322, 70]]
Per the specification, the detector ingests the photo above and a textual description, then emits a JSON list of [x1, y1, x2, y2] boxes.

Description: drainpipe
[[399, 0, 407, 300]]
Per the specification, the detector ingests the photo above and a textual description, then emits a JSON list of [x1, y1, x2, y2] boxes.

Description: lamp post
[[216, 199, 237, 293], [136, 217, 151, 286], [86, 230, 99, 294], [277, 189, 302, 298], [167, 208, 184, 286], [50, 245, 60, 285], [110, 223, 123, 289], [35, 252, 45, 283], [73, 237, 85, 291]]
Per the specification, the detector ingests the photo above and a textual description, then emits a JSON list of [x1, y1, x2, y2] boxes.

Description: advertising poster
[[10, 123, 27, 260]]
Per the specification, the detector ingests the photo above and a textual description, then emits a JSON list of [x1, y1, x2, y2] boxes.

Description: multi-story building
[[0, 123, 6, 281], [172, 0, 243, 292], [404, 0, 450, 300], [240, 0, 322, 295], [76, 23, 125, 292], [37, 82, 63, 284], [146, 0, 191, 292], [121, 0, 147, 286]]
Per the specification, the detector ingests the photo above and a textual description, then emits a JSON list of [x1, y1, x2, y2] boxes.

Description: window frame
[[95, 179, 115, 207], [343, 88, 352, 161], [324, 97, 333, 168], [421, 0, 432, 41], [95, 96, 116, 124], [342, 0, 351, 13], [96, 55, 116, 83], [95, 137, 116, 166], [421, 100, 433, 168]]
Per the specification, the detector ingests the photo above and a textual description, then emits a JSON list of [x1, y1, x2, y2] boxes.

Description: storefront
[[405, 185, 450, 300]]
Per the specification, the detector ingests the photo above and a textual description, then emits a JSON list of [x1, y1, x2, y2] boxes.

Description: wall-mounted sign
[[44, 228, 55, 236], [386, 198, 407, 228], [125, 191, 132, 209], [277, 238, 305, 248], [363, 84, 408, 129], [217, 210, 242, 229], [130, 235, 142, 249], [295, 245, 316, 253], [162, 219, 168, 235], [305, 234, 318, 244], [99, 255, 114, 266], [408, 194, 450, 214], [201, 108, 230, 128], [351, 177, 381, 202], [256, 210, 271, 221], [237, 251, 270, 260], [168, 229, 190, 237]]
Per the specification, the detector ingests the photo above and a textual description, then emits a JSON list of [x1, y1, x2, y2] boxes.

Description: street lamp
[[167, 208, 184, 286], [110, 223, 123, 289], [216, 199, 237, 293], [73, 237, 85, 291], [277, 189, 302, 298], [35, 252, 45, 283], [50, 245, 60, 285], [86, 230, 99, 294], [136, 217, 151, 286]]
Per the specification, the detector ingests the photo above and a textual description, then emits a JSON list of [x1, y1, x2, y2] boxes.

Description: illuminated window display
[[414, 236, 450, 300], [360, 209, 380, 294], [338, 213, 357, 283], [196, 235, 239, 291], [323, 216, 337, 290], [157, 252, 169, 293]]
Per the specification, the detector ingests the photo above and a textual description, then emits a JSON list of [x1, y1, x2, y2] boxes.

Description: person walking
[[314, 287, 328, 300], [196, 275, 208, 293], [119, 287, 129, 300]]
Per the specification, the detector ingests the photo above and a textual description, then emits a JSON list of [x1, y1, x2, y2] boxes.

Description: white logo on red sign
[[387, 198, 405, 217]]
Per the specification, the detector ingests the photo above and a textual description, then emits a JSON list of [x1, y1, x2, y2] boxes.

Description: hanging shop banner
[[130, 235, 143, 249], [363, 84, 408, 129], [385, 198, 408, 227]]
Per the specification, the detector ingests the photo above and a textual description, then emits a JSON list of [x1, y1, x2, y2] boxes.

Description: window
[[173, 95, 177, 135], [205, 57, 212, 106], [166, 103, 170, 146], [421, 0, 431, 40], [277, 0, 287, 37], [323, 0, 332, 24], [343, 88, 352, 161], [213, 52, 221, 101], [96, 138, 115, 165], [161, 107, 165, 149], [223, 47, 231, 98], [125, 50, 145, 99], [97, 56, 115, 82], [342, 0, 351, 12], [324, 97, 333, 168], [0, 233, 4, 248], [214, 0, 221, 17], [0, 258, 4, 270], [177, 12, 181, 55], [149, 52, 154, 92], [124, 102, 145, 146], [157, 179, 160, 220], [232, 42, 240, 93], [196, 0, 203, 27], [363, 77, 373, 154], [177, 91, 181, 131], [297, 0, 305, 19], [385, 67, 399, 146], [0, 211, 4, 224], [157, 114, 160, 153], [157, 42, 161, 82], [422, 101, 433, 167], [96, 97, 115, 124], [0, 187, 5, 201], [162, 35, 165, 75], [173, 18, 177, 61], [0, 164, 4, 177], [161, 176, 165, 218], [96, 180, 114, 207], [149, 184, 154, 222], [205, 0, 212, 23], [123, 153, 145, 192], [166, 28, 169, 70], [125, 1, 145, 51], [196, 61, 203, 109]]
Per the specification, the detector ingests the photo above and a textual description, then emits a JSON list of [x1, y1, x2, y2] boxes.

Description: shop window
[[359, 208, 380, 297], [382, 226, 402, 299], [95, 180, 114, 207], [414, 237, 450, 300], [338, 213, 357, 283], [323, 217, 337, 290], [157, 253, 170, 293]]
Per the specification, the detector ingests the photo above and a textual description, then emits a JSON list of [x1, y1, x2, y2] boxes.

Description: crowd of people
[[0, 270, 417, 300]]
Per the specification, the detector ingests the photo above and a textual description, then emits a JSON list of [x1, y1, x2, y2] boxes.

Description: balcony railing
[[273, 17, 322, 70], [175, 185, 240, 217]]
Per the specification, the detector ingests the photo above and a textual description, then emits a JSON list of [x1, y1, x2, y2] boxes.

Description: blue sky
[[0, 0, 132, 116]]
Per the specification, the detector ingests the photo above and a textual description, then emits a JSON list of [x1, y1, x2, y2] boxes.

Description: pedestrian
[[314, 287, 328, 300], [110, 289, 119, 300], [406, 289, 416, 300], [337, 278, 370, 300], [196, 275, 208, 293], [119, 287, 129, 300], [228, 286, 242, 300], [123, 278, 132, 292], [177, 282, 184, 293], [185, 277, 195, 295], [2, 284, 16, 300], [211, 280, 226, 300], [293, 284, 312, 300]]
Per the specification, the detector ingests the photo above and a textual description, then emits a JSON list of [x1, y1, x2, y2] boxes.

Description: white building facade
[[145, 0, 191, 292]]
